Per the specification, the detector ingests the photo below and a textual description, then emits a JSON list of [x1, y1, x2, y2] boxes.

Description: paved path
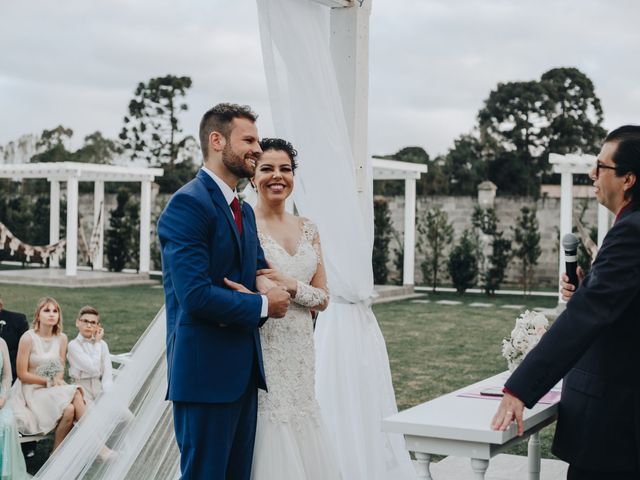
[[412, 297, 531, 312], [427, 454, 568, 479]]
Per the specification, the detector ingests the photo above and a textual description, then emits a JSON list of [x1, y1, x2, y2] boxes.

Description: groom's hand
[[266, 286, 290, 318], [224, 278, 253, 294]]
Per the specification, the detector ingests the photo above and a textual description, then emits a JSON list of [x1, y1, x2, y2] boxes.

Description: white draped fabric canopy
[[257, 0, 414, 478]]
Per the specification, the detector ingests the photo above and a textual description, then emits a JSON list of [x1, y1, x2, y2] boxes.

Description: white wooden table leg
[[414, 452, 433, 480], [528, 432, 541, 480], [470, 458, 489, 480]]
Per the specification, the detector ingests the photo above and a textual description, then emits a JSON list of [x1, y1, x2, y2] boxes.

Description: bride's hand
[[224, 277, 253, 294], [256, 275, 277, 294], [257, 268, 297, 295]]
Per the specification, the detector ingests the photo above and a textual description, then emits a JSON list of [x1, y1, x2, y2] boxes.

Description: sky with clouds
[[1, 0, 639, 159]]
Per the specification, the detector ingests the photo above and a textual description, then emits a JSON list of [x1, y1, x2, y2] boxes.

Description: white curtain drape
[[256, 1, 414, 478]]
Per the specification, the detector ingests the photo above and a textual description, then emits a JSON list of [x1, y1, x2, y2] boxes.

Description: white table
[[382, 372, 560, 480]]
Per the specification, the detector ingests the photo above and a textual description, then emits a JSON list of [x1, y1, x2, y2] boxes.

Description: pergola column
[[66, 176, 79, 276], [93, 180, 104, 270], [49, 179, 61, 267], [329, 1, 371, 213], [403, 178, 416, 285], [139, 179, 152, 273], [597, 204, 611, 246], [550, 153, 602, 304]]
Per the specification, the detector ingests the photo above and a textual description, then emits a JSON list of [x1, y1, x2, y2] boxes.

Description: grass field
[[373, 291, 560, 459], [0, 282, 561, 470], [1, 283, 165, 354]]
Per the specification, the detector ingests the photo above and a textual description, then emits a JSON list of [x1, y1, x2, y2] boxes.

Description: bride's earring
[[251, 182, 257, 191]]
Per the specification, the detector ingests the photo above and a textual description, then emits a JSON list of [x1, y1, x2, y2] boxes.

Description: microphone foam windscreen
[[562, 233, 579, 252]]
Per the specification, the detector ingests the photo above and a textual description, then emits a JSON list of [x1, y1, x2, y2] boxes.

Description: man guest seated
[[0, 297, 28, 383]]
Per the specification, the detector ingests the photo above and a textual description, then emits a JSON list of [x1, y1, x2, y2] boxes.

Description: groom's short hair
[[199, 103, 258, 160]]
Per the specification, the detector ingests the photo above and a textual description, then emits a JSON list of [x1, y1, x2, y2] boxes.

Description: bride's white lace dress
[[252, 219, 341, 480]]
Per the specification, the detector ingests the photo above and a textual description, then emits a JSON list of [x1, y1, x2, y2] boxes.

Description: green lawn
[[374, 290, 560, 459], [0, 283, 165, 354], [0, 283, 561, 469]]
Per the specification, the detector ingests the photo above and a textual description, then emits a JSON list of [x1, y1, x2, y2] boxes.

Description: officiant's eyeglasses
[[79, 318, 99, 326], [595, 160, 619, 178]]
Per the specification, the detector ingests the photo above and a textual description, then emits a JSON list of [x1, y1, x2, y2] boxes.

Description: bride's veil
[[35, 307, 180, 480]]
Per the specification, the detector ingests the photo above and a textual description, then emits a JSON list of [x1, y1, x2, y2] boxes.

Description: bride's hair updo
[[259, 138, 299, 174]]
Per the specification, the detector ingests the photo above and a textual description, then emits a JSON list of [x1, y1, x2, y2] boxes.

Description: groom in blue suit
[[158, 103, 291, 480]]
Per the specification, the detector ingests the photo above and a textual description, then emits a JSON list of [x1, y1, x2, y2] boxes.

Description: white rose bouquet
[[501, 310, 549, 371]]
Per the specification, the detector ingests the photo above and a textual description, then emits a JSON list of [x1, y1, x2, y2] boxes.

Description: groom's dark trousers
[[158, 169, 269, 480], [173, 366, 258, 480]]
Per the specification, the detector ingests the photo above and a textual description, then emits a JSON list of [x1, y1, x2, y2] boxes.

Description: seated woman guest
[[0, 337, 30, 479], [11, 297, 87, 451]]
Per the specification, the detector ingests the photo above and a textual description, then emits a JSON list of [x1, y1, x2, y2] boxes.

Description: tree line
[[1, 75, 199, 195], [375, 67, 605, 198]]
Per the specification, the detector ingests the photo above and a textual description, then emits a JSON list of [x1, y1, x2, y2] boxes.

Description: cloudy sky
[[1, 0, 639, 158]]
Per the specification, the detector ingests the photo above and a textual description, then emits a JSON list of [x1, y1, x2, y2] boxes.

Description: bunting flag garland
[[0, 220, 66, 264]]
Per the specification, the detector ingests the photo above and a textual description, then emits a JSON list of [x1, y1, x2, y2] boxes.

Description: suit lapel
[[196, 169, 243, 259]]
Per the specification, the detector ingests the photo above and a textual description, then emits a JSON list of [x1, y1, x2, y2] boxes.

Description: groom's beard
[[222, 144, 257, 179]]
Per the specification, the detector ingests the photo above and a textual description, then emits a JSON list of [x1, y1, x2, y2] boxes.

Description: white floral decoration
[[502, 310, 549, 370]]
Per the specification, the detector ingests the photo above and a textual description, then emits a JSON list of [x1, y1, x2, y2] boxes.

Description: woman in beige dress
[[11, 297, 87, 451]]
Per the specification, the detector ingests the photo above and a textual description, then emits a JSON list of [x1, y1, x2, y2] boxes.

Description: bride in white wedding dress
[[247, 138, 342, 480]]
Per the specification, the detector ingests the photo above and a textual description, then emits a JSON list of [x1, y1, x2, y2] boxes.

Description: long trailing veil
[[35, 307, 180, 480]]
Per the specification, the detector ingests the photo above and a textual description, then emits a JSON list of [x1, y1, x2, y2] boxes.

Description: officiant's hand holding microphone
[[560, 233, 586, 301]]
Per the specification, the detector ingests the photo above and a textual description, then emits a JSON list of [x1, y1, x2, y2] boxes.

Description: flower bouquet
[[36, 358, 63, 383], [501, 310, 549, 372]]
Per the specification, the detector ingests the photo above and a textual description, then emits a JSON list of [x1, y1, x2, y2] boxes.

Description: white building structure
[[0, 162, 163, 277], [372, 158, 428, 286]]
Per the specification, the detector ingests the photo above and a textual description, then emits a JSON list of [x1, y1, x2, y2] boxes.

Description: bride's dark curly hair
[[259, 138, 299, 174]]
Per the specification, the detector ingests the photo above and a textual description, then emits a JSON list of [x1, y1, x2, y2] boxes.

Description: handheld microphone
[[562, 233, 580, 288]]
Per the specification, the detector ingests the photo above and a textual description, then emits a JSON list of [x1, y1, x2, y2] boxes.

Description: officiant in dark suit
[[492, 125, 640, 480], [0, 296, 29, 382]]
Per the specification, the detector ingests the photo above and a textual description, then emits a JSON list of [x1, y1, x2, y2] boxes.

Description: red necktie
[[230, 197, 243, 236]]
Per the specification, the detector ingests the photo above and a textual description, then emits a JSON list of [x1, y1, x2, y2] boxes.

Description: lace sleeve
[[293, 219, 329, 309], [293, 281, 329, 308]]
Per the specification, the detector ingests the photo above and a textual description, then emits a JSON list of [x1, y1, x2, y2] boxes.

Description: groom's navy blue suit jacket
[[506, 206, 640, 472], [158, 169, 269, 404]]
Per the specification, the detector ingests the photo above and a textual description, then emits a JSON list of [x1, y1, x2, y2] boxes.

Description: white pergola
[[549, 153, 612, 302], [372, 158, 428, 285], [0, 162, 163, 276]]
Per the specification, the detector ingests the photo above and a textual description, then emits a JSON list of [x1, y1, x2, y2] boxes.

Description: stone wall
[[385, 195, 601, 288], [78, 192, 602, 287]]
